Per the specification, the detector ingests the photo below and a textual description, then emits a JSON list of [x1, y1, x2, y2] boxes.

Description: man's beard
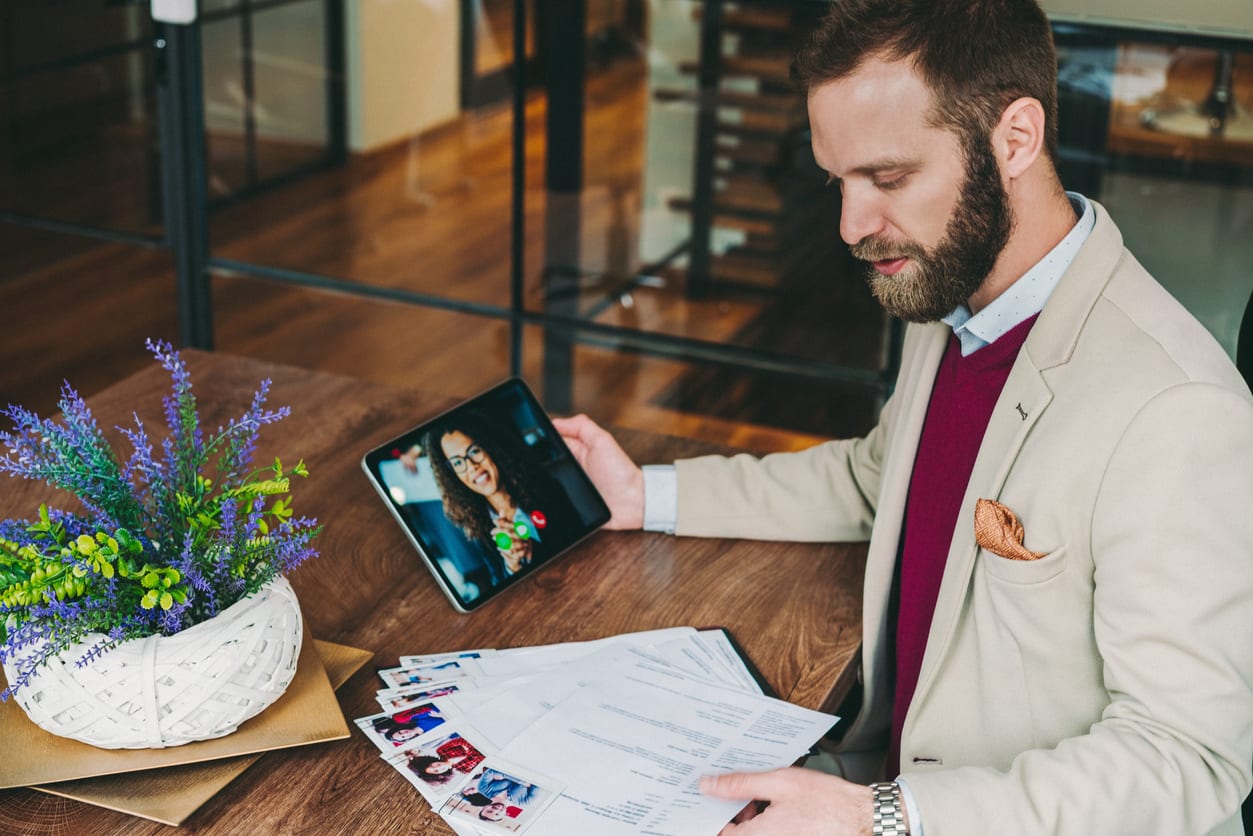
[[851, 137, 1014, 323]]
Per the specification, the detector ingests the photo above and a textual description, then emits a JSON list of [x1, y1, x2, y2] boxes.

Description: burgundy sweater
[[886, 314, 1038, 777]]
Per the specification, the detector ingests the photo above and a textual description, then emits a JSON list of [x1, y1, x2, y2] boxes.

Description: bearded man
[[555, 0, 1253, 833]]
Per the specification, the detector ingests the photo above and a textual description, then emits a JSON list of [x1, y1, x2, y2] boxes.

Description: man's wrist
[[868, 781, 909, 835]]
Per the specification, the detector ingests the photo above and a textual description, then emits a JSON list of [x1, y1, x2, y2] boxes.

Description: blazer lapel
[[860, 323, 949, 701], [908, 355, 1053, 711], [906, 200, 1127, 714]]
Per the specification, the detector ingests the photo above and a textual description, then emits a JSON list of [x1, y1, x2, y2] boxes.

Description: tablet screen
[[362, 378, 611, 612]]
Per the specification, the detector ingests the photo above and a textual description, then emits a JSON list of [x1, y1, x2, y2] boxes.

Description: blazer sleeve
[[671, 391, 898, 542], [902, 382, 1253, 836]]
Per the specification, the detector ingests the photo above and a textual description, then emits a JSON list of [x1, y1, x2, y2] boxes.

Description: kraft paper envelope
[[22, 639, 373, 826], [0, 626, 357, 795]]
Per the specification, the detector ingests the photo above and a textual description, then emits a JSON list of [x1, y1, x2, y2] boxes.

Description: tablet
[[362, 378, 611, 612]]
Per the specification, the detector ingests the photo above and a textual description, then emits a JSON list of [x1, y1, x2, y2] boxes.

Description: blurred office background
[[2, 0, 1250, 452]]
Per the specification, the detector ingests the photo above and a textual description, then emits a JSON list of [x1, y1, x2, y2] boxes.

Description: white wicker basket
[[2, 575, 303, 749]]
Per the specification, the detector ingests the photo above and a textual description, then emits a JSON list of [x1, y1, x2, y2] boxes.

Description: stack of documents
[[354, 627, 838, 835]]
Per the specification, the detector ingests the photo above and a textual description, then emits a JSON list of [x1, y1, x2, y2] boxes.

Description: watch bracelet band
[[869, 781, 909, 836]]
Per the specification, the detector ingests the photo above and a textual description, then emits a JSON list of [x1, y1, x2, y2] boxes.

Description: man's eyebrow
[[847, 157, 922, 177]]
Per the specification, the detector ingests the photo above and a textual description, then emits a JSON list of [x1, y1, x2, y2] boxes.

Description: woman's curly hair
[[405, 753, 457, 785], [423, 409, 541, 547]]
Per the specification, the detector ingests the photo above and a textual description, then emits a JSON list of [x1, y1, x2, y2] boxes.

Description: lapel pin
[[1015, 402, 1029, 421]]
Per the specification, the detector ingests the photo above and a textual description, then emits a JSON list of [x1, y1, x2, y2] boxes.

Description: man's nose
[[839, 188, 885, 246]]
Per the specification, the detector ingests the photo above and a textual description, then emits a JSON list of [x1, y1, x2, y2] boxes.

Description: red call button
[[530, 510, 547, 529]]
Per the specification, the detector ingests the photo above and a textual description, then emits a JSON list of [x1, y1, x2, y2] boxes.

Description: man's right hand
[[551, 414, 645, 530]]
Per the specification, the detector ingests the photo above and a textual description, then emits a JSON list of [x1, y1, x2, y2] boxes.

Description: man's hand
[[551, 414, 644, 530], [699, 768, 878, 836]]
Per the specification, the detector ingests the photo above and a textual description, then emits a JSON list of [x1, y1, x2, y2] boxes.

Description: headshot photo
[[369, 702, 446, 748], [403, 731, 487, 786], [440, 764, 554, 833]]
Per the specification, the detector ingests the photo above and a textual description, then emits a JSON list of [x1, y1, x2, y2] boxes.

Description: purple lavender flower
[[0, 339, 320, 701]]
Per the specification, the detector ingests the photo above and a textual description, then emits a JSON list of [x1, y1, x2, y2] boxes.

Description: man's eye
[[875, 175, 906, 191]]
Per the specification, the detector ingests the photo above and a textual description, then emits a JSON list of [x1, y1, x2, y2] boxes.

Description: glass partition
[[206, 0, 511, 312], [5, 2, 1250, 456], [0, 3, 159, 236], [520, 0, 889, 425], [1055, 26, 1253, 358], [200, 0, 338, 201]]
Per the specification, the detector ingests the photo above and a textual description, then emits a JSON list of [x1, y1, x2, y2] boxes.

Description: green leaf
[[247, 479, 290, 497]]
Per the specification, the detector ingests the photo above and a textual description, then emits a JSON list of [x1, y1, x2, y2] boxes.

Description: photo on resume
[[384, 723, 493, 805], [355, 701, 455, 753], [439, 761, 561, 833]]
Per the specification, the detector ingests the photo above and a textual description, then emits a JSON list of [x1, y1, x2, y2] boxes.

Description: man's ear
[[997, 97, 1046, 179]]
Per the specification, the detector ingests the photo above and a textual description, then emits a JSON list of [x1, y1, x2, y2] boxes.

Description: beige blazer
[[674, 203, 1253, 835]]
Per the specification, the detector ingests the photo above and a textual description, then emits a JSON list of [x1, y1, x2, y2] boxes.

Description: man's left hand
[[699, 768, 875, 835]]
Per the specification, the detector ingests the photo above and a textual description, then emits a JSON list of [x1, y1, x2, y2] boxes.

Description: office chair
[[1245, 286, 1253, 834]]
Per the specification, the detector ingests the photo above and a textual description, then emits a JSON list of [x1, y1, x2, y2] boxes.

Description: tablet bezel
[[361, 378, 611, 613]]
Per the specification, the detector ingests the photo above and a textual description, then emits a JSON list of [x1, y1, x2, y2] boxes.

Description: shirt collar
[[943, 192, 1095, 356]]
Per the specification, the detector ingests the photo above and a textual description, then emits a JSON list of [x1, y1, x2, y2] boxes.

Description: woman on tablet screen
[[425, 411, 577, 577]]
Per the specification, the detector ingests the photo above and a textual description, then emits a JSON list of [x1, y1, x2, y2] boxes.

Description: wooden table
[[0, 351, 866, 834]]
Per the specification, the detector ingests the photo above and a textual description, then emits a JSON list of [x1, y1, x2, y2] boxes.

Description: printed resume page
[[495, 647, 837, 835]]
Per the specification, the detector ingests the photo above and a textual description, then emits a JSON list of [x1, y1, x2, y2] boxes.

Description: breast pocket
[[979, 545, 1067, 585]]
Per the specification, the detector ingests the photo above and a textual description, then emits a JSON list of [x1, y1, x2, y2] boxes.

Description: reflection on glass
[[207, 0, 512, 310], [518, 325, 881, 452], [202, 16, 248, 197], [473, 0, 536, 78], [1056, 32, 1253, 360], [1109, 45, 1253, 158], [0, 8, 158, 234], [252, 2, 331, 181], [526, 0, 877, 371], [201, 0, 332, 199]]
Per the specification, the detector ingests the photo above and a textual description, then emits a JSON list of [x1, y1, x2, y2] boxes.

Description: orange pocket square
[[974, 499, 1047, 561]]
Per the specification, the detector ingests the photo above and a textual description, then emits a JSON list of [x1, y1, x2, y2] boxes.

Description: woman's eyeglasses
[[447, 445, 487, 473]]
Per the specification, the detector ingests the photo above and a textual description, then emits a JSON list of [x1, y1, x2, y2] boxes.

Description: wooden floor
[[0, 56, 885, 455]]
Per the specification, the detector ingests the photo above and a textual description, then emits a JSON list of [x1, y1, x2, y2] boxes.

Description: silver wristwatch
[[869, 781, 909, 835]]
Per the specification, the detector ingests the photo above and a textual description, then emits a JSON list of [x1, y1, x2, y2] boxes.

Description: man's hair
[[793, 0, 1059, 165]]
